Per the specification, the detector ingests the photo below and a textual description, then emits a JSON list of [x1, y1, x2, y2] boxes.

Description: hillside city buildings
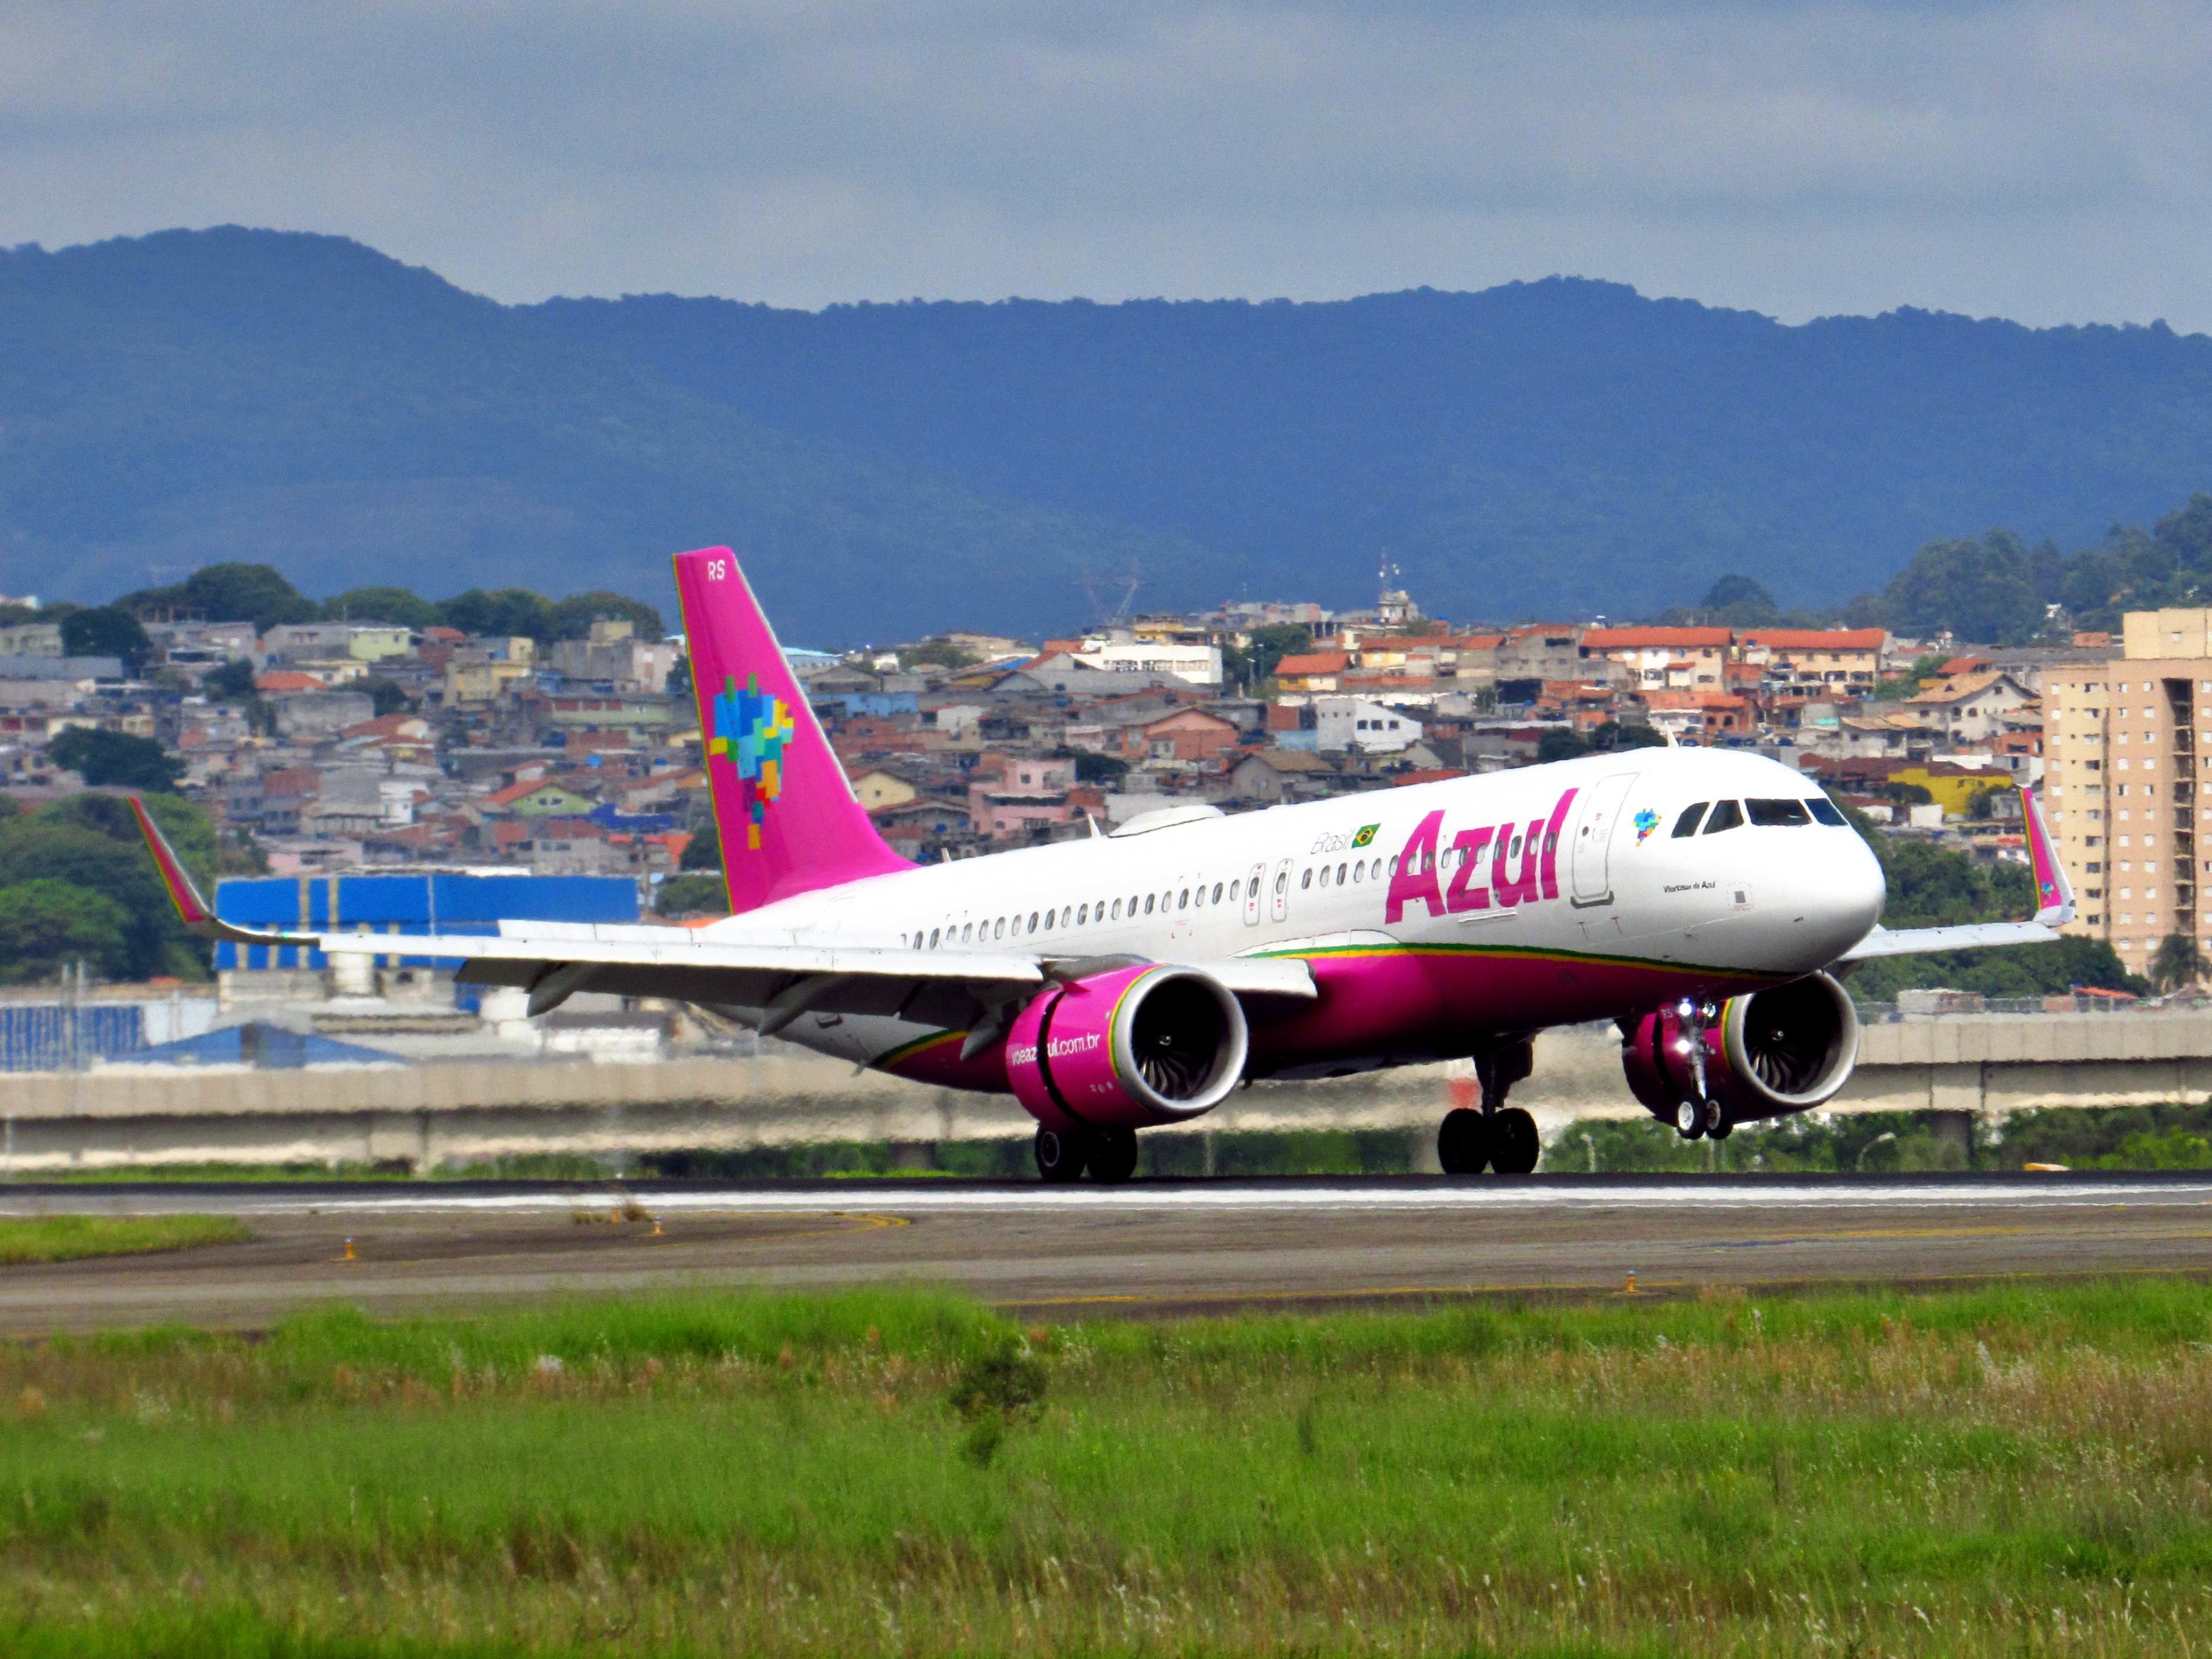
[[0, 580, 2118, 940]]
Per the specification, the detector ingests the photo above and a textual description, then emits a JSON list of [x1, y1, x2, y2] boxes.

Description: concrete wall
[[6, 1012, 2212, 1170]]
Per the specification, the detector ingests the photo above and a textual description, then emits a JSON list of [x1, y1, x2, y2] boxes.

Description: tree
[[2152, 932, 2208, 994], [1589, 720, 1667, 751], [356, 676, 412, 716], [0, 794, 217, 980], [58, 606, 152, 673], [901, 639, 979, 670], [120, 563, 315, 632], [1536, 729, 1590, 764], [681, 818, 721, 870], [0, 880, 133, 983], [666, 654, 693, 704], [320, 586, 443, 629], [440, 588, 556, 642], [1697, 573, 1781, 626], [43, 729, 183, 793], [1240, 623, 1318, 690], [654, 873, 729, 918], [1874, 530, 2050, 645], [204, 658, 257, 700], [1073, 752, 1129, 784], [550, 590, 665, 641]]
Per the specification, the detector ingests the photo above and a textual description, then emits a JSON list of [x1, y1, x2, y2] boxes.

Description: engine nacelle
[[1622, 971, 1860, 1126], [1005, 964, 1249, 1132]]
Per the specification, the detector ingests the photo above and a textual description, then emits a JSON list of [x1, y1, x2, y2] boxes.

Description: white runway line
[[6, 1180, 2212, 1219]]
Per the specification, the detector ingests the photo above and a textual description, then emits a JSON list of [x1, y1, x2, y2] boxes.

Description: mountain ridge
[[4, 227, 2209, 640]]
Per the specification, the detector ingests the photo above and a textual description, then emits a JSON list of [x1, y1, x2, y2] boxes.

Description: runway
[[3, 1174, 2211, 1333]]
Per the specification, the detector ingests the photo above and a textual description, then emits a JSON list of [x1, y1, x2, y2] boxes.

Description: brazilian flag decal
[[1351, 823, 1379, 848]]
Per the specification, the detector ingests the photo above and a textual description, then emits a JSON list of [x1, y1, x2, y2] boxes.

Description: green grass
[[3, 1282, 2212, 1654], [0, 1214, 248, 1264]]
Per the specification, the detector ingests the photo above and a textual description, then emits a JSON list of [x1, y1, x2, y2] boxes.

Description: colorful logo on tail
[[708, 674, 795, 849]]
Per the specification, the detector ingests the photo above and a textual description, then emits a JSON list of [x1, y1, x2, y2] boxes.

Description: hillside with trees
[[6, 227, 2211, 642]]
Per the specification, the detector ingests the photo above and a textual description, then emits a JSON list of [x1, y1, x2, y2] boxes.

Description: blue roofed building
[[214, 872, 640, 983]]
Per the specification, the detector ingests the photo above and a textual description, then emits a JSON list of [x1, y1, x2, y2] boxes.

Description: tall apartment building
[[2045, 609, 2212, 972]]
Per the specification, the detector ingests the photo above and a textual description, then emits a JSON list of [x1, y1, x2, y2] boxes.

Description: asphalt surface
[[3, 1174, 2212, 1333]]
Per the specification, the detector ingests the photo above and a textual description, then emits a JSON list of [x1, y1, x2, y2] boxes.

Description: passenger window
[[1179, 890, 1189, 909], [1388, 855, 1400, 875], [929, 928, 940, 948], [1319, 866, 1331, 887], [1336, 862, 1347, 883], [961, 923, 973, 943], [1112, 900, 1122, 919], [1078, 904, 1088, 926], [1703, 800, 1744, 834], [1211, 882, 1224, 903], [1028, 911, 1040, 932], [1806, 798, 1848, 826], [1274, 872, 1287, 894], [994, 918, 1006, 939], [1672, 802, 1709, 837], [1144, 895, 1155, 914], [1372, 858, 1383, 880], [1508, 834, 1521, 859], [1302, 869, 1313, 888]]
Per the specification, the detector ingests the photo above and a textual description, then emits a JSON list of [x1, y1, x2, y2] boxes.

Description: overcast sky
[[4, 1, 2208, 330]]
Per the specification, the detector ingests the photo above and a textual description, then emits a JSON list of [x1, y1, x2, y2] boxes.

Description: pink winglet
[[672, 547, 911, 914], [129, 797, 213, 928], [2020, 784, 2074, 925]]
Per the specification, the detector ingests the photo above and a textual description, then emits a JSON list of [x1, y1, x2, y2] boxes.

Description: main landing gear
[[1674, 1097, 1732, 1141], [1437, 1040, 1540, 1176], [1033, 1124, 1139, 1185]]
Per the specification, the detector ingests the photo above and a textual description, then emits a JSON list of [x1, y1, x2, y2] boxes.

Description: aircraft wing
[[1835, 783, 2074, 963], [130, 800, 1313, 1030], [1838, 921, 2061, 960]]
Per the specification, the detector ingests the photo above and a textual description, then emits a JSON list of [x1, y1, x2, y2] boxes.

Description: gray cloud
[[2, 0, 2208, 329]]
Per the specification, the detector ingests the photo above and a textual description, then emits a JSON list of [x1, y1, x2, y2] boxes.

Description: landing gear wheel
[[1674, 1098, 1706, 1141], [1707, 1104, 1733, 1140], [1086, 1128, 1139, 1185], [1438, 1107, 1490, 1175], [1490, 1107, 1540, 1175], [1034, 1125, 1089, 1183]]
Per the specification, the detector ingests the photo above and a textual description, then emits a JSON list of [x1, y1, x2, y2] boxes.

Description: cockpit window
[[1703, 800, 1744, 834], [1806, 797, 1848, 826], [1746, 798, 1811, 827], [1671, 802, 1708, 837]]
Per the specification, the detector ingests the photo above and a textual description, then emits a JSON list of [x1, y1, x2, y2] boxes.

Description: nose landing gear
[[1438, 1040, 1540, 1176]]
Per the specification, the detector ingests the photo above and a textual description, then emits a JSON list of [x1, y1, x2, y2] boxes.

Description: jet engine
[[1621, 971, 1860, 1131], [1005, 964, 1249, 1132]]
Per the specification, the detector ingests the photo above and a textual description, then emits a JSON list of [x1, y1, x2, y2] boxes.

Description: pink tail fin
[[673, 547, 910, 913]]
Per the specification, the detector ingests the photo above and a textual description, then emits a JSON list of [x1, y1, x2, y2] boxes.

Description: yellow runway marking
[[996, 1260, 2212, 1314]]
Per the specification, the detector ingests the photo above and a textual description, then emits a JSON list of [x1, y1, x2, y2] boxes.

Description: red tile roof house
[[253, 670, 327, 694], [1272, 652, 1350, 691]]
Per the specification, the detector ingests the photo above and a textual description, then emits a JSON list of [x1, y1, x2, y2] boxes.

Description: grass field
[[0, 1214, 248, 1264], [2, 1282, 2211, 1656]]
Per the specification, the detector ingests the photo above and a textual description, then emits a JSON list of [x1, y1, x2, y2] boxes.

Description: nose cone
[[1802, 829, 1886, 963]]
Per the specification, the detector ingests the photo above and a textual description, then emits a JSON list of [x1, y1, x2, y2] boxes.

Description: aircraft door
[[1244, 862, 1266, 926], [1569, 772, 1639, 907], [1269, 858, 1294, 923]]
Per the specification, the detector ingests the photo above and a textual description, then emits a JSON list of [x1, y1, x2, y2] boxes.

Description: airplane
[[131, 545, 2075, 1184]]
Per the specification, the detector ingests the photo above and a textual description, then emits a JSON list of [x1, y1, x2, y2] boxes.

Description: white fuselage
[[707, 747, 1886, 1075]]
